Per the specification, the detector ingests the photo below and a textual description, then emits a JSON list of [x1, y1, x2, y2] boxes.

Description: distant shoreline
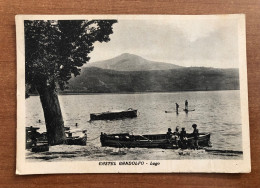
[[29, 89, 239, 96]]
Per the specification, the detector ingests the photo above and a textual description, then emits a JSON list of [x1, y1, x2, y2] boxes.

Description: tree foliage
[[25, 19, 117, 94]]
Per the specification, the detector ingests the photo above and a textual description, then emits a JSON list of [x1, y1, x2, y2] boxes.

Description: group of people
[[167, 123, 199, 149], [175, 100, 188, 114]]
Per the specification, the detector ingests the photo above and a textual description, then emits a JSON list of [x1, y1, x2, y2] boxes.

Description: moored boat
[[66, 136, 87, 145], [65, 129, 87, 145], [100, 132, 211, 149], [90, 108, 138, 121], [26, 126, 88, 151], [31, 144, 49, 152], [26, 126, 47, 150]]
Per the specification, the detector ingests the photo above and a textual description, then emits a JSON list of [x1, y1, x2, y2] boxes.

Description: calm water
[[26, 90, 243, 161]]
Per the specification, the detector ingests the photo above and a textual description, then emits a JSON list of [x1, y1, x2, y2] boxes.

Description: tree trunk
[[36, 85, 66, 145]]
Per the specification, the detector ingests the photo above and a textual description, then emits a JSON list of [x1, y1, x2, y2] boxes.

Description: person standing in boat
[[192, 124, 199, 149], [175, 103, 179, 114], [185, 100, 188, 111]]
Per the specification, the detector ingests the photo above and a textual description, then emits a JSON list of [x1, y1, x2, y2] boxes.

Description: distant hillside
[[86, 53, 182, 71], [66, 67, 239, 93]]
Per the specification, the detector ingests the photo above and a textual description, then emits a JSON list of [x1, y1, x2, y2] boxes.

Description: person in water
[[185, 100, 188, 110], [192, 124, 199, 149], [75, 123, 78, 127], [175, 103, 179, 114]]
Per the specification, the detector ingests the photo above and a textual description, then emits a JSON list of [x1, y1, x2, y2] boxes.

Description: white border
[[16, 14, 250, 174]]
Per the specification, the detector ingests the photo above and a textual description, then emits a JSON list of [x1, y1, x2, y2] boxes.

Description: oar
[[139, 135, 152, 142], [182, 108, 195, 111]]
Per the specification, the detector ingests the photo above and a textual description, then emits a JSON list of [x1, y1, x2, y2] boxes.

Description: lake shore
[[28, 89, 240, 96]]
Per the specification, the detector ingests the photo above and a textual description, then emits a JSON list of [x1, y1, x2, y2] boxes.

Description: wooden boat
[[100, 132, 211, 149], [26, 127, 87, 150], [65, 129, 87, 146], [31, 144, 49, 152], [66, 136, 87, 145], [26, 126, 47, 150], [90, 108, 137, 121]]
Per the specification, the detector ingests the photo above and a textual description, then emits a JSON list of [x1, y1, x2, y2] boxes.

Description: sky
[[88, 16, 240, 68]]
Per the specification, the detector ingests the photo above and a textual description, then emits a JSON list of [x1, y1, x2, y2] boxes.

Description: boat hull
[[100, 133, 211, 149], [66, 136, 87, 146], [90, 109, 137, 121], [31, 144, 49, 152], [26, 127, 88, 149]]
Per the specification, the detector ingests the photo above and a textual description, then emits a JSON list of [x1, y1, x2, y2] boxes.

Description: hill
[[66, 67, 239, 93], [86, 53, 182, 71]]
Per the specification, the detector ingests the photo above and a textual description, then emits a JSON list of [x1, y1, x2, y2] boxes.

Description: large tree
[[25, 20, 117, 145]]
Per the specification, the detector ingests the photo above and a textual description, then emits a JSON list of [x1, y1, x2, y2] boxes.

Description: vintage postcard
[[16, 14, 250, 174]]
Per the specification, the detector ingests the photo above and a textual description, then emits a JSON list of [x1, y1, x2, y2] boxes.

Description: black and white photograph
[[16, 15, 250, 174]]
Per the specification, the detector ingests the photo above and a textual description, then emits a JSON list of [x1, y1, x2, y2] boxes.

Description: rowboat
[[65, 129, 87, 146], [100, 132, 211, 149], [66, 136, 87, 145], [26, 127, 47, 150], [26, 126, 87, 151], [31, 144, 49, 152], [90, 108, 137, 121]]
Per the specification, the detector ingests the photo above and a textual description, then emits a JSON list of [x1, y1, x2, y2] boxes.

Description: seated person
[[173, 126, 180, 136], [166, 128, 173, 139], [180, 127, 187, 141], [172, 126, 180, 147], [179, 127, 188, 148]]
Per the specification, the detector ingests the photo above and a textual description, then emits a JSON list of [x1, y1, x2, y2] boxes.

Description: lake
[[26, 90, 243, 161]]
